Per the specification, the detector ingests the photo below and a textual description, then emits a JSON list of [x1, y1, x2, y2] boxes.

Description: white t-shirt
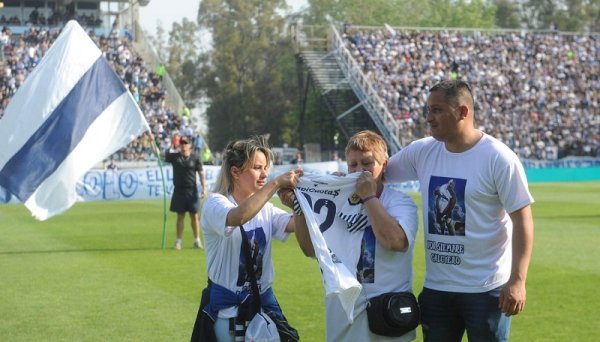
[[200, 193, 292, 317], [386, 134, 534, 293], [297, 174, 419, 342]]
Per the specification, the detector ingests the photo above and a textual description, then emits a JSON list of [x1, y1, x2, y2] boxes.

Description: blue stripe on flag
[[0, 57, 126, 202]]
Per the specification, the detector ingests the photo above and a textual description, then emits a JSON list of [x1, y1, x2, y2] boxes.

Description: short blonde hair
[[345, 130, 389, 164], [213, 136, 273, 195]]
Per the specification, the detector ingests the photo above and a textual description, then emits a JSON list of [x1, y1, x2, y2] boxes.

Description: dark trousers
[[191, 280, 216, 342]]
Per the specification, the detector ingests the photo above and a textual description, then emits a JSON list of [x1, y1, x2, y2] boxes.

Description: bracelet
[[362, 194, 377, 203]]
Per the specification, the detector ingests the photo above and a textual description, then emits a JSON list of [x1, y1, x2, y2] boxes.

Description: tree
[[167, 18, 204, 102], [419, 0, 497, 28], [304, 0, 496, 28], [146, 21, 168, 63], [521, 0, 559, 29], [304, 0, 429, 27], [195, 0, 300, 150], [521, 0, 596, 32], [557, 0, 589, 32], [494, 0, 521, 29], [588, 0, 600, 32]]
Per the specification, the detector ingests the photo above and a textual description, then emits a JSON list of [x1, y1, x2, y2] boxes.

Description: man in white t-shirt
[[386, 80, 534, 342]]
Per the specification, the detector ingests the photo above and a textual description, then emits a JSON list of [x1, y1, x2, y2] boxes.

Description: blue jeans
[[419, 286, 511, 342]]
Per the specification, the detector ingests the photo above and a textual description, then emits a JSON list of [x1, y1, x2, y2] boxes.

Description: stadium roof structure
[[0, 0, 149, 5]]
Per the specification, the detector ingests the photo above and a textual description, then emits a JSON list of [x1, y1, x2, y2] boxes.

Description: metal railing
[[133, 22, 185, 113], [328, 24, 402, 153]]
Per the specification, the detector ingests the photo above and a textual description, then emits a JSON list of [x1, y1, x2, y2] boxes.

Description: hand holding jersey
[[195, 136, 302, 341]]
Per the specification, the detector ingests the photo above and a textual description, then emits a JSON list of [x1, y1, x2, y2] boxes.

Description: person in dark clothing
[[164, 135, 208, 250]]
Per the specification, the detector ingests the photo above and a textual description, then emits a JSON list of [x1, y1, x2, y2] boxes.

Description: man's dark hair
[[430, 80, 474, 109]]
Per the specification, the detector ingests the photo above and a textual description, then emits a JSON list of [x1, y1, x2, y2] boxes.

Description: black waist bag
[[366, 292, 420, 337]]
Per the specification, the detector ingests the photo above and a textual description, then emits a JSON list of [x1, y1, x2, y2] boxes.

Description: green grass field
[[1, 181, 599, 341]]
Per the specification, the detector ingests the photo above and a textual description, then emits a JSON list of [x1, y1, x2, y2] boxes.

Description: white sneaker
[[194, 240, 203, 249], [174, 241, 182, 250]]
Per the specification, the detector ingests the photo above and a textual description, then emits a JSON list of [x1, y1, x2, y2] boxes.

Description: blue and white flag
[[0, 20, 149, 220]]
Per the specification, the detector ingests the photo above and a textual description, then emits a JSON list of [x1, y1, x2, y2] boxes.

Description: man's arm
[[292, 212, 314, 256], [499, 204, 534, 316], [198, 169, 208, 198]]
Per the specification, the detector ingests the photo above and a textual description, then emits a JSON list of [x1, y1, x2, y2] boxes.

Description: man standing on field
[[386, 80, 534, 341], [164, 135, 208, 250]]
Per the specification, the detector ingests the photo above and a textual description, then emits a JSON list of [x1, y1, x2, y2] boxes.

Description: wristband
[[293, 197, 304, 216], [362, 194, 377, 203]]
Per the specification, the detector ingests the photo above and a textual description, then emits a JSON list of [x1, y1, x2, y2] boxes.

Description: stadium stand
[[0, 9, 597, 162], [342, 27, 599, 160]]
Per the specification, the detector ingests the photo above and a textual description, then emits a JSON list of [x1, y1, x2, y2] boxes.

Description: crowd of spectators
[[1, 20, 597, 162], [0, 6, 102, 27], [0, 21, 204, 164], [344, 28, 599, 160]]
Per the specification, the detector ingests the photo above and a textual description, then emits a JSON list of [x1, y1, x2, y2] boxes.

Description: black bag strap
[[239, 225, 262, 315]]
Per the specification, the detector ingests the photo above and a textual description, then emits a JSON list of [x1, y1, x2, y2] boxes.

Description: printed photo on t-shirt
[[356, 226, 376, 283], [427, 176, 466, 236], [237, 228, 267, 287]]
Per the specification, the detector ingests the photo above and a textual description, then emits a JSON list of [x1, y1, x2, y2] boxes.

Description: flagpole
[[150, 137, 168, 250]]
